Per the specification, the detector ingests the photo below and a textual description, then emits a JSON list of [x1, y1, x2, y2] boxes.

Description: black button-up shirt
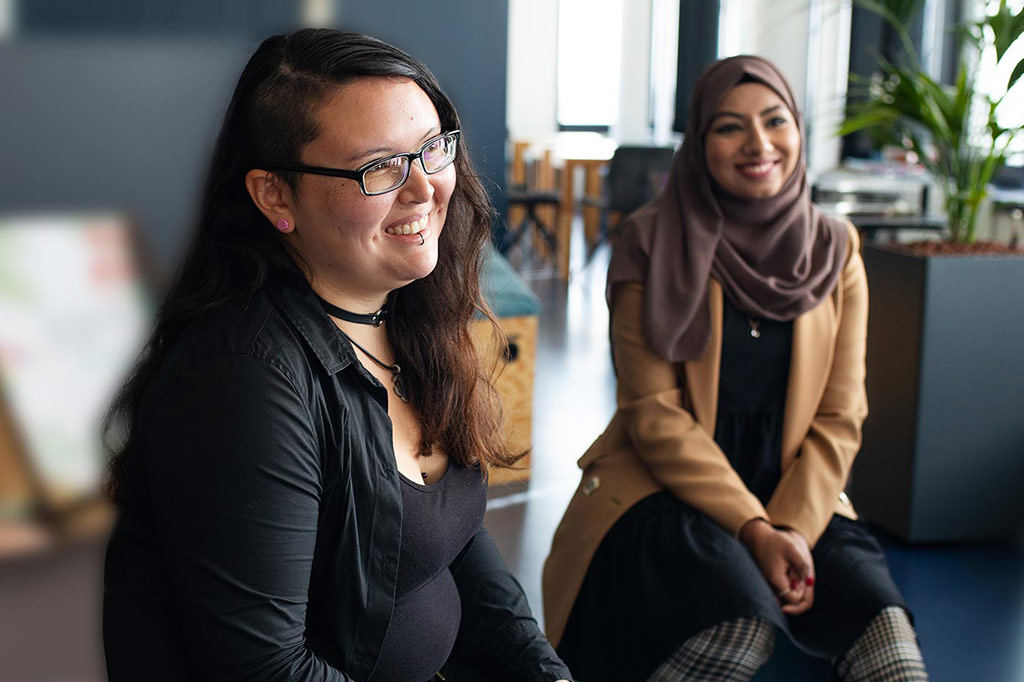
[[103, 269, 572, 682]]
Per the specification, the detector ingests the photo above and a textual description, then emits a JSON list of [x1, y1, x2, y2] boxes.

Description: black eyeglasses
[[273, 130, 460, 196]]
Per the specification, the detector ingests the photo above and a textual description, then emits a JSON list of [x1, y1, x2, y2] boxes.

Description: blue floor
[[882, 533, 1024, 682]]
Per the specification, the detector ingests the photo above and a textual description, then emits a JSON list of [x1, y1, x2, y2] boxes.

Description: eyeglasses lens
[[422, 135, 458, 173], [363, 157, 409, 195], [361, 132, 458, 195]]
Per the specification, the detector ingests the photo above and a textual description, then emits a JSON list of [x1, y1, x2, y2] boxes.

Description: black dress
[[557, 296, 907, 682]]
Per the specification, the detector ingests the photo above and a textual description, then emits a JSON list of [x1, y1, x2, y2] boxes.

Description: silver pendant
[[750, 328, 761, 339]]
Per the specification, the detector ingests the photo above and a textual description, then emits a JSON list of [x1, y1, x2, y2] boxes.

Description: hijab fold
[[607, 55, 847, 363]]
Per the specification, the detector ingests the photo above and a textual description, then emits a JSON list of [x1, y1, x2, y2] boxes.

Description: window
[[556, 0, 624, 130]]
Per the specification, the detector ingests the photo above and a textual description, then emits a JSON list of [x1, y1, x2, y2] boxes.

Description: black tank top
[[367, 461, 486, 682]]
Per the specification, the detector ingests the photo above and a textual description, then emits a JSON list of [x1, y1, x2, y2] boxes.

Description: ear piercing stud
[[276, 218, 290, 232]]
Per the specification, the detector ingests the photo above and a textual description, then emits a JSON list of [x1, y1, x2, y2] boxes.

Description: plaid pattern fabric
[[646, 617, 775, 682], [836, 606, 929, 681]]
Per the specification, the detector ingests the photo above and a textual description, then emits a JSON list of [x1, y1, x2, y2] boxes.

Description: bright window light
[[557, 0, 624, 128]]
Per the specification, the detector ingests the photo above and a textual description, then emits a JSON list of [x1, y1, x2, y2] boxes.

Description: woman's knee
[[836, 606, 928, 682], [647, 616, 776, 682]]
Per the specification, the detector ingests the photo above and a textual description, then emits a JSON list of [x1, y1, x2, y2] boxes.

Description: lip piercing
[[418, 233, 425, 246]]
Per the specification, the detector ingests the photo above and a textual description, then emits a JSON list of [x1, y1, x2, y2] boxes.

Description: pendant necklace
[[314, 295, 407, 402], [340, 331, 409, 403], [747, 316, 761, 339]]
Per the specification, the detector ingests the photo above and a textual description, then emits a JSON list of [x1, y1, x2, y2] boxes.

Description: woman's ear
[[245, 169, 296, 233]]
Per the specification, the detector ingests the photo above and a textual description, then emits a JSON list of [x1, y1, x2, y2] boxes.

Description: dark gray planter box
[[851, 244, 1024, 542]]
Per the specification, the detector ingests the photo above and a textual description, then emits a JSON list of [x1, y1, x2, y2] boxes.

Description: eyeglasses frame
[[271, 130, 461, 196]]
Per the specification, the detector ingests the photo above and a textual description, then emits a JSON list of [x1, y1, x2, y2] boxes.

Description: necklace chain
[[339, 331, 409, 403]]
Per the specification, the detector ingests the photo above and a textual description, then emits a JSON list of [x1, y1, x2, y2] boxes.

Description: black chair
[[502, 149, 561, 261], [503, 185, 561, 256], [582, 145, 676, 242]]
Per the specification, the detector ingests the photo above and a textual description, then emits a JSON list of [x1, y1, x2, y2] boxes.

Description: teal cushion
[[478, 245, 541, 318]]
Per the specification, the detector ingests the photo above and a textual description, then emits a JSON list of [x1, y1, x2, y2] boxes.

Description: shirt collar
[[268, 268, 356, 376]]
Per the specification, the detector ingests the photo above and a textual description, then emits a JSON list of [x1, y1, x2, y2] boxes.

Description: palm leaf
[[1008, 57, 1024, 94], [986, 0, 1024, 63]]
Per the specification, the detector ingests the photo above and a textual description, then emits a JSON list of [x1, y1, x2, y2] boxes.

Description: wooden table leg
[[507, 141, 528, 233], [583, 163, 603, 247], [558, 160, 576, 280], [534, 150, 557, 261]]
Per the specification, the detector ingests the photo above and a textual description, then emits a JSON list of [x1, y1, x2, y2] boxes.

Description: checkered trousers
[[645, 616, 775, 682], [835, 606, 929, 681], [645, 606, 927, 682]]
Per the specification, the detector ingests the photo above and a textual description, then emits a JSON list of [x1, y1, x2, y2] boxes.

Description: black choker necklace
[[316, 294, 388, 327]]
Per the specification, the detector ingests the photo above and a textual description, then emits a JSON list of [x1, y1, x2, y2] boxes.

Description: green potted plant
[[840, 0, 1024, 542], [842, 0, 1023, 244]]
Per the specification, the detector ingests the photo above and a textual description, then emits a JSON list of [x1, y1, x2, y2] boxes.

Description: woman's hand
[[739, 519, 815, 616]]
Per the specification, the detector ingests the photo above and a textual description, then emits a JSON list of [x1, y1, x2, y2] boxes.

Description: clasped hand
[[739, 519, 815, 616]]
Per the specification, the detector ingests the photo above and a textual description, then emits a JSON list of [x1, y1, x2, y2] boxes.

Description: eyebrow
[[710, 105, 785, 122], [348, 125, 443, 166]]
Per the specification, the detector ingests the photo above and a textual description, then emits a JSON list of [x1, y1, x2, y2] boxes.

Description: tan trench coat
[[542, 224, 867, 647]]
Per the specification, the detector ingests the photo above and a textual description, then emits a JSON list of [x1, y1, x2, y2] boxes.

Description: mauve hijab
[[607, 55, 847, 363]]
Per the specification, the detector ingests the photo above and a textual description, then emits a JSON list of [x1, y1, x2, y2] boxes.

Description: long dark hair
[[104, 29, 515, 502]]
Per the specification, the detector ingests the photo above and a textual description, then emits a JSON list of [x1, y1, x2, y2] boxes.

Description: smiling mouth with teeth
[[737, 161, 778, 175], [384, 216, 428, 236]]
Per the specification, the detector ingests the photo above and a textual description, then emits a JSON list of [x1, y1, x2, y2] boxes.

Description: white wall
[[719, 0, 850, 177], [804, 0, 852, 179], [506, 0, 559, 137], [614, 0, 653, 142]]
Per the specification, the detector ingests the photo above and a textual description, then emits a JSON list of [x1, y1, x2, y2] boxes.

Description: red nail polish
[[805, 576, 815, 587]]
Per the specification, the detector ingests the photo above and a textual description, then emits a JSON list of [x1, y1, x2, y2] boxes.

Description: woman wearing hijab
[[542, 56, 928, 682]]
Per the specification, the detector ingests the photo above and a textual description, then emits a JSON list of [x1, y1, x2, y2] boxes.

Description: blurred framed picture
[[0, 214, 152, 518]]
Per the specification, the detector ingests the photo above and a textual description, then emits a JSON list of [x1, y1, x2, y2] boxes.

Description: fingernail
[[805, 576, 815, 587]]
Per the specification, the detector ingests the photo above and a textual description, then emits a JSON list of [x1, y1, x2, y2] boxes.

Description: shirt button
[[839, 491, 851, 506], [583, 476, 601, 496]]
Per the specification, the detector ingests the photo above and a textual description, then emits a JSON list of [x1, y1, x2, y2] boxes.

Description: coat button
[[582, 476, 601, 496], [839, 491, 851, 506]]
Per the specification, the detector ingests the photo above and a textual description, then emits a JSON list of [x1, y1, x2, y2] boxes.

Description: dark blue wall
[[20, 0, 301, 36], [2, 0, 510, 268], [339, 0, 509, 229], [0, 39, 256, 270]]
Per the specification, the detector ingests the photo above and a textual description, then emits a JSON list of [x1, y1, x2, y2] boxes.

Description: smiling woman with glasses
[[101, 29, 573, 682]]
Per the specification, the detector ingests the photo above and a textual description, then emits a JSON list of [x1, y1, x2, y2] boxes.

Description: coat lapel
[[684, 281, 723, 431], [780, 293, 836, 466]]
